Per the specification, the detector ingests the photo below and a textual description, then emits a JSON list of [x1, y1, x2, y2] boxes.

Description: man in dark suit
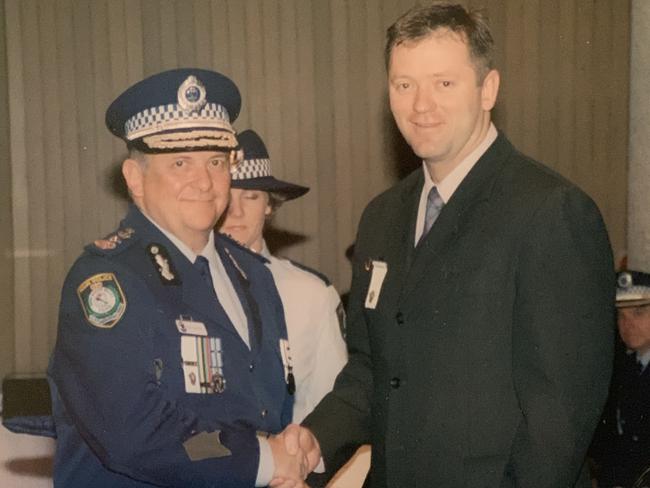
[[590, 271, 650, 488], [275, 3, 615, 487]]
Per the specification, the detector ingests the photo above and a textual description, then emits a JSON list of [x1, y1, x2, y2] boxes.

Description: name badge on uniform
[[176, 316, 207, 336], [364, 260, 387, 310], [181, 335, 226, 394]]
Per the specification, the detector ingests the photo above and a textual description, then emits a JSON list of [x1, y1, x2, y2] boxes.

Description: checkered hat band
[[231, 158, 271, 180], [125, 103, 231, 140], [618, 286, 650, 301]]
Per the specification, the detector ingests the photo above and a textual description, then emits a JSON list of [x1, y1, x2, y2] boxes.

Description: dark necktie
[[194, 255, 214, 292], [420, 186, 444, 243]]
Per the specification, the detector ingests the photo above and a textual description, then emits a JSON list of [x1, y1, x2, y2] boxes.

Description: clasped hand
[[268, 423, 321, 488]]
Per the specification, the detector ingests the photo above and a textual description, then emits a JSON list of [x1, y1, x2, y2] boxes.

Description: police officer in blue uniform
[[590, 270, 650, 487], [47, 68, 305, 487]]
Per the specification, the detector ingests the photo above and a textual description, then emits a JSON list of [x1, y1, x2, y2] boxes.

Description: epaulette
[[217, 232, 269, 264], [288, 259, 331, 286], [84, 227, 138, 257]]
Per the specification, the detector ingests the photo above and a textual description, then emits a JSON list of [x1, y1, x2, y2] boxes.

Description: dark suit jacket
[[304, 133, 615, 487], [590, 342, 650, 487]]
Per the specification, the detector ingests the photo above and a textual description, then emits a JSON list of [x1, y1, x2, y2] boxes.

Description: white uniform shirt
[[261, 241, 348, 423]]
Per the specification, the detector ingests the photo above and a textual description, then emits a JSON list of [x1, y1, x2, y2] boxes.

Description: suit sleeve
[[507, 186, 615, 486], [302, 214, 375, 474], [48, 256, 260, 487]]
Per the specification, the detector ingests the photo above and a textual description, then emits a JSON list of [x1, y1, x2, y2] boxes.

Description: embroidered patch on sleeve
[[77, 273, 127, 328]]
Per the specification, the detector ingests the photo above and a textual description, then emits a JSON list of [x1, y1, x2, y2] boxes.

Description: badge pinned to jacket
[[147, 243, 181, 285], [365, 260, 388, 310], [181, 335, 226, 394]]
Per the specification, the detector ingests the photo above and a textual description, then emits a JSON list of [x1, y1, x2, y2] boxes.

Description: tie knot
[[194, 255, 211, 279], [427, 186, 444, 210]]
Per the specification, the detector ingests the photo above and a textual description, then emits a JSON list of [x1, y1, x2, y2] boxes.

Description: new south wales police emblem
[[77, 273, 127, 328], [178, 75, 207, 113]]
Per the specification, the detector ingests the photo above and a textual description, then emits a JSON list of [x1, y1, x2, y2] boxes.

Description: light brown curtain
[[1, 0, 629, 375]]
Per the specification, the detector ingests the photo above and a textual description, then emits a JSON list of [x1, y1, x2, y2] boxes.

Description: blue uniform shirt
[[48, 205, 292, 487]]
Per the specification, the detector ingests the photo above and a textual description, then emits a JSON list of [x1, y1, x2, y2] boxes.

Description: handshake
[[267, 424, 322, 488]]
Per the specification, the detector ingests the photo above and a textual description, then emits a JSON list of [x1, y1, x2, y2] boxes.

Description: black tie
[[194, 256, 214, 292]]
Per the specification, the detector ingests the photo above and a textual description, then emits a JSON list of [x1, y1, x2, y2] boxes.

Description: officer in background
[[47, 68, 305, 487], [590, 270, 650, 487], [219, 129, 348, 424]]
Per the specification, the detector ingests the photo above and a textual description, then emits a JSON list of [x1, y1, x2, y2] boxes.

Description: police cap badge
[[105, 68, 241, 154], [616, 270, 650, 308]]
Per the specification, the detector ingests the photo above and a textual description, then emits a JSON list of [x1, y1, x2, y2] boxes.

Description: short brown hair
[[385, 2, 494, 81]]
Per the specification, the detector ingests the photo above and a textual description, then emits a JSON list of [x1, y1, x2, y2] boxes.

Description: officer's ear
[[122, 158, 145, 199]]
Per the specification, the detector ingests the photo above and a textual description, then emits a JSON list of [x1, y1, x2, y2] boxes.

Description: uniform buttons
[[261, 409, 268, 418], [390, 377, 401, 389], [249, 362, 255, 372], [395, 312, 404, 325], [633, 435, 639, 441]]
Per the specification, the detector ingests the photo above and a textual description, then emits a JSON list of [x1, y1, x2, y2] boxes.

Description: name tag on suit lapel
[[365, 260, 388, 309]]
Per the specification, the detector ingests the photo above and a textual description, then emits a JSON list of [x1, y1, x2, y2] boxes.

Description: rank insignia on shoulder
[[77, 273, 127, 328], [147, 243, 181, 285], [93, 227, 135, 251]]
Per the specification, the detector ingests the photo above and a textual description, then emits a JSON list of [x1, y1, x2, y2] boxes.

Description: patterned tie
[[194, 255, 215, 292], [420, 186, 444, 243]]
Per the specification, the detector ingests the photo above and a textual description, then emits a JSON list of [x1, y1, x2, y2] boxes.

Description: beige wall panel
[[311, 0, 338, 284], [159, 0, 179, 69], [7, 0, 33, 373], [23, 0, 51, 371], [39, 0, 66, 355], [0, 0, 631, 379], [294, 1, 320, 270], [0, 0, 15, 381], [331, 0, 355, 286]]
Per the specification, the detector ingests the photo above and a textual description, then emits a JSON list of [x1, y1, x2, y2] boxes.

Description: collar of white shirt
[[140, 211, 250, 346], [414, 123, 498, 244]]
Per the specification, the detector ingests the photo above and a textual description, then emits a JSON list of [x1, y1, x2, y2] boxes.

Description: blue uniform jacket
[[48, 205, 293, 487]]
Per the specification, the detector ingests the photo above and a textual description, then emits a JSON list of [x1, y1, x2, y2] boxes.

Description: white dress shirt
[[414, 123, 498, 244]]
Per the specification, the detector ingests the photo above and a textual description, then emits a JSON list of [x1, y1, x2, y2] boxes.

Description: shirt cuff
[[255, 436, 275, 487]]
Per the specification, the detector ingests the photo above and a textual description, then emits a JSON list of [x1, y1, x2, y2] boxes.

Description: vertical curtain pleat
[[2, 0, 630, 375]]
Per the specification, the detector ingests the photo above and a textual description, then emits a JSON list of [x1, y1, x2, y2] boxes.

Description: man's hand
[[268, 429, 307, 487], [268, 424, 321, 487], [281, 424, 321, 473]]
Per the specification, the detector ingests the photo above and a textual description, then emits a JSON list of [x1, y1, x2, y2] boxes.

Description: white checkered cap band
[[231, 158, 271, 180], [617, 286, 650, 302], [125, 102, 232, 141]]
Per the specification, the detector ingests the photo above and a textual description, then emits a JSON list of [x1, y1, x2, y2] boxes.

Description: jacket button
[[249, 362, 255, 372], [390, 377, 401, 389], [261, 409, 268, 418], [395, 312, 404, 325]]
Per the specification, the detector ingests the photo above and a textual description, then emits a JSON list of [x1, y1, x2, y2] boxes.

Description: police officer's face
[[388, 30, 499, 178], [618, 305, 650, 354], [220, 189, 271, 253], [123, 151, 231, 251]]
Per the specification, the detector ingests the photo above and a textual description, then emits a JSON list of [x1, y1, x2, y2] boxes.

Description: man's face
[[388, 30, 498, 173], [123, 151, 231, 250], [219, 189, 271, 253], [618, 305, 650, 353]]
